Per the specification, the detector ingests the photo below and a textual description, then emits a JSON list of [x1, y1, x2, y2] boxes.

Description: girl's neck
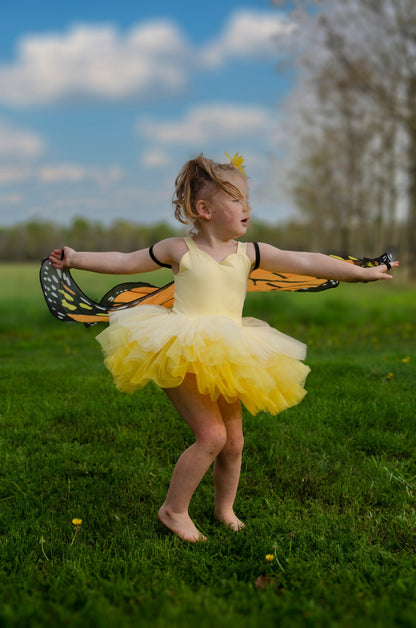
[[192, 225, 238, 249]]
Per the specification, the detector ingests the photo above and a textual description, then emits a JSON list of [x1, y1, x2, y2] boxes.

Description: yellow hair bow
[[225, 152, 245, 174]]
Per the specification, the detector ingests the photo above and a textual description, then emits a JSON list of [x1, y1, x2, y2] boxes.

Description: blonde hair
[[173, 153, 245, 227]]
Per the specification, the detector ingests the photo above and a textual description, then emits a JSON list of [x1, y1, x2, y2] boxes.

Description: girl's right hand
[[49, 246, 75, 270]]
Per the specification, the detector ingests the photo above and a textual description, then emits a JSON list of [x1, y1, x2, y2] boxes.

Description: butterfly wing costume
[[40, 242, 392, 415]]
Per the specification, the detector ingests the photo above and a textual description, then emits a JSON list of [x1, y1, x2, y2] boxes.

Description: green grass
[[1, 263, 416, 627]]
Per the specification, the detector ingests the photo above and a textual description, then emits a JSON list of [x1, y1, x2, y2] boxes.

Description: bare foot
[[213, 510, 245, 532], [158, 504, 207, 543]]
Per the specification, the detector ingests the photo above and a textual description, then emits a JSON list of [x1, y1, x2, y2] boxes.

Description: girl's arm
[[258, 243, 399, 282], [49, 238, 183, 275], [49, 246, 159, 274]]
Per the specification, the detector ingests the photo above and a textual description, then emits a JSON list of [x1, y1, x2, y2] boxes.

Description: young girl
[[49, 153, 398, 543]]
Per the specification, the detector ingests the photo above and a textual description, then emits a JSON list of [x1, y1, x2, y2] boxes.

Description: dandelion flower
[[402, 356, 411, 363], [72, 518, 82, 526], [265, 554, 274, 562], [386, 373, 394, 380]]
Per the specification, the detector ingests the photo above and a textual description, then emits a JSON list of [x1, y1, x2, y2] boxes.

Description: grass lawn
[[1, 263, 416, 627]]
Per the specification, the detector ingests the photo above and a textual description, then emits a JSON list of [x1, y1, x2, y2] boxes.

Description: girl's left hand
[[362, 260, 399, 281]]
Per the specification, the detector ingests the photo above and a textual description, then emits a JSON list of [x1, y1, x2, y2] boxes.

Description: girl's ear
[[195, 199, 211, 221]]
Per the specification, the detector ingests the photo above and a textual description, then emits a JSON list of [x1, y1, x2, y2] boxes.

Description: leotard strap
[[253, 242, 260, 270], [149, 245, 172, 269]]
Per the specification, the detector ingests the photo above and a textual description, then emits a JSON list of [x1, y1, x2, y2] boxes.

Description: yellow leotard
[[96, 237, 310, 415]]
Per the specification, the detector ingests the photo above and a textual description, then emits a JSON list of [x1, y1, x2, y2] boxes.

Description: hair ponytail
[[172, 153, 244, 228]]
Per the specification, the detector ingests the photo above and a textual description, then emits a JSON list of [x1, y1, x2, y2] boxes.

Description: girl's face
[[208, 172, 251, 237]]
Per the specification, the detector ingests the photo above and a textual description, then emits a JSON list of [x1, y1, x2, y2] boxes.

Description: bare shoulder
[[244, 242, 257, 266], [152, 237, 187, 266]]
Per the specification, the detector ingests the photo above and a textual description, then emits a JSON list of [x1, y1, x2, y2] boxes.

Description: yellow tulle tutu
[[97, 306, 310, 416], [96, 237, 310, 416]]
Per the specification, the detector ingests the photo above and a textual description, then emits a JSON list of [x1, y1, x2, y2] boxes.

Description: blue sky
[[0, 0, 303, 227]]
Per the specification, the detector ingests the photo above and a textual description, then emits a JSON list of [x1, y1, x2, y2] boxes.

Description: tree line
[[0, 215, 406, 263]]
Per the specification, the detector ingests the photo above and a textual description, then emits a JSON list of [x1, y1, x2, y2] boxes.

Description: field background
[[1, 263, 416, 627]]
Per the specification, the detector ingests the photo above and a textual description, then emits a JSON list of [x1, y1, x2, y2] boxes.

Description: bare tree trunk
[[407, 137, 416, 278]]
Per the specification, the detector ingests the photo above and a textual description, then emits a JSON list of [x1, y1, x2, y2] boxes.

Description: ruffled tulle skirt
[[96, 305, 310, 416]]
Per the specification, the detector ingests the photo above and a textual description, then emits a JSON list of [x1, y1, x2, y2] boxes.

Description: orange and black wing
[[99, 280, 174, 310], [248, 269, 338, 293], [247, 252, 393, 293], [40, 258, 174, 327]]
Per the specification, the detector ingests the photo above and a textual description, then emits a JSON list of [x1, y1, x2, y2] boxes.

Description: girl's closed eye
[[234, 197, 249, 207]]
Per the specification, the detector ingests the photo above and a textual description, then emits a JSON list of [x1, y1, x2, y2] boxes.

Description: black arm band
[[253, 242, 260, 271], [149, 245, 172, 269]]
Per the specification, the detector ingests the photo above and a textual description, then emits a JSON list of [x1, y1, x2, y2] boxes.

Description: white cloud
[[0, 167, 31, 184], [0, 121, 45, 158], [137, 103, 279, 146], [0, 11, 299, 106], [0, 20, 190, 105], [140, 149, 172, 169], [38, 164, 87, 184], [0, 163, 124, 186], [0, 193, 22, 205], [38, 164, 123, 186], [200, 10, 297, 68]]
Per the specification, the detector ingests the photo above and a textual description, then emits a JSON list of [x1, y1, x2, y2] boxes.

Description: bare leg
[[158, 375, 227, 542], [213, 397, 245, 531]]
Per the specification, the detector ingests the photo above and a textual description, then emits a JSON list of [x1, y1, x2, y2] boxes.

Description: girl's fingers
[[49, 248, 65, 268]]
